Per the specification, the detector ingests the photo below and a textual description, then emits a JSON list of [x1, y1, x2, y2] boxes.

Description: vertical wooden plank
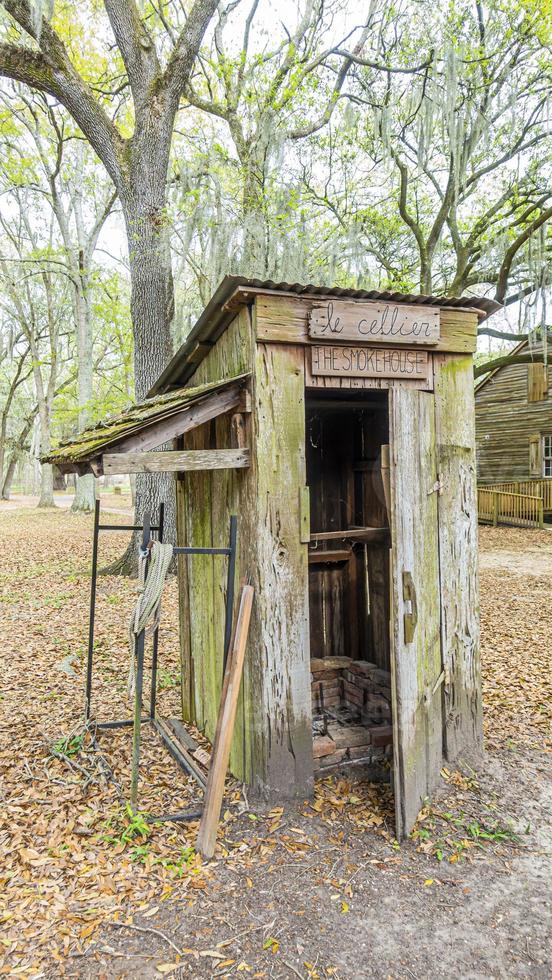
[[433, 353, 482, 761], [246, 337, 313, 797], [366, 546, 390, 669], [389, 387, 443, 838], [187, 421, 216, 731], [213, 409, 247, 779], [179, 308, 254, 767], [196, 585, 254, 858]]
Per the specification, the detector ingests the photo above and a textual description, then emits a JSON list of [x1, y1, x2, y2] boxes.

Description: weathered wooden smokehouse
[[47, 277, 500, 836]]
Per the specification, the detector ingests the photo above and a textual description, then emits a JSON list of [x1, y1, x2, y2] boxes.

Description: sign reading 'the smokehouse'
[[310, 345, 430, 380]]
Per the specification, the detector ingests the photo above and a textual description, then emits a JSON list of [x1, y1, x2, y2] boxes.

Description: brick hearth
[[311, 657, 393, 772]]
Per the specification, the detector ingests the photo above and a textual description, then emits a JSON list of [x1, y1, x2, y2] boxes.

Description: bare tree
[[185, 0, 372, 275], [0, 0, 220, 560], [0, 197, 71, 505], [354, 0, 551, 306], [4, 92, 117, 511]]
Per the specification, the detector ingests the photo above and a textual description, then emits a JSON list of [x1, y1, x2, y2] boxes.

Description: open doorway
[[305, 391, 393, 780]]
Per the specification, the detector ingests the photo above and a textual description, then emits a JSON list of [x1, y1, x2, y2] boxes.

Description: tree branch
[[163, 0, 220, 108], [333, 48, 434, 74], [0, 1, 125, 187], [103, 0, 160, 105], [495, 205, 552, 303], [474, 350, 545, 378]]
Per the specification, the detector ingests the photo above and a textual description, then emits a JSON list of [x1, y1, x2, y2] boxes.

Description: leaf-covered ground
[[0, 505, 550, 979]]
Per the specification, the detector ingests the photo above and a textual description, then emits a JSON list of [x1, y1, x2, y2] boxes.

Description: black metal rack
[[85, 499, 237, 821]]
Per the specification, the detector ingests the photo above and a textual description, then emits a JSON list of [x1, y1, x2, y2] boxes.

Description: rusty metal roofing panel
[[149, 275, 501, 395], [223, 276, 501, 314]]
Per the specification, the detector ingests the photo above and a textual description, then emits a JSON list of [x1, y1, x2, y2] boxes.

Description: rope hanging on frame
[[128, 540, 174, 697]]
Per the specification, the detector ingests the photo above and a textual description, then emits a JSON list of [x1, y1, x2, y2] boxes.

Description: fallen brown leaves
[[0, 505, 218, 976], [479, 526, 552, 751], [0, 508, 550, 977]]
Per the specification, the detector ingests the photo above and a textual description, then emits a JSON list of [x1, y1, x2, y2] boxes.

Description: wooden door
[[389, 387, 443, 838]]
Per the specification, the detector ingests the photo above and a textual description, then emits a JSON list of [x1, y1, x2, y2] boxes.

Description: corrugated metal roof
[[226, 277, 501, 313], [150, 275, 502, 395]]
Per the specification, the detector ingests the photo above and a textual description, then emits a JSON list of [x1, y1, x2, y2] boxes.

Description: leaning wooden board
[[196, 585, 254, 858]]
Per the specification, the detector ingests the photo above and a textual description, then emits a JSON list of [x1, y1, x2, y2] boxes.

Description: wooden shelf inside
[[308, 549, 352, 565], [310, 527, 389, 543]]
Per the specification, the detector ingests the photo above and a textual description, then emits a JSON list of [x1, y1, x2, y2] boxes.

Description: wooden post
[[380, 444, 391, 520], [197, 585, 254, 858], [492, 491, 498, 526], [244, 339, 312, 798], [433, 353, 482, 763]]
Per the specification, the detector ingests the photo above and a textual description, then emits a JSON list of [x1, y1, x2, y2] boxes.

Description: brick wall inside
[[311, 657, 393, 772]]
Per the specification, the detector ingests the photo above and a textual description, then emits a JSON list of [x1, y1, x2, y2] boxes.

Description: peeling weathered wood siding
[[246, 340, 312, 797], [178, 306, 312, 794], [177, 290, 484, 807], [475, 357, 552, 483], [177, 308, 254, 779], [255, 294, 479, 353], [434, 354, 482, 762], [389, 387, 443, 838]]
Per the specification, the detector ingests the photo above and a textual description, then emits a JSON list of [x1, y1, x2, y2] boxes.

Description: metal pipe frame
[[85, 500, 237, 821]]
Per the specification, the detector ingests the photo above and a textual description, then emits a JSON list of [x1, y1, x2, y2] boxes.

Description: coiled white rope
[[128, 540, 174, 697]]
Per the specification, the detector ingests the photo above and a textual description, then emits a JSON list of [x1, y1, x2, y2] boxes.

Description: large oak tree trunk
[[71, 279, 96, 513], [105, 165, 177, 574]]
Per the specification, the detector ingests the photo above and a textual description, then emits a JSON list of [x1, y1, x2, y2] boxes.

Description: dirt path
[[0, 512, 550, 979], [479, 524, 552, 576], [0, 491, 133, 516], [76, 747, 552, 980]]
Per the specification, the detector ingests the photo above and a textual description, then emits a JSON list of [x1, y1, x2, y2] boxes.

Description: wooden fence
[[478, 487, 544, 528], [483, 480, 552, 513]]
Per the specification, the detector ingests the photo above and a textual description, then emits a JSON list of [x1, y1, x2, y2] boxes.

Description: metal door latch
[[402, 571, 418, 643]]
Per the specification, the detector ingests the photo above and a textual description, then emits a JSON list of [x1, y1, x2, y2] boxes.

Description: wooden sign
[[309, 300, 440, 345], [310, 345, 430, 381]]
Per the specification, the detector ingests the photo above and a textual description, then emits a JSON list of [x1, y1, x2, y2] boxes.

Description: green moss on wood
[[41, 373, 250, 465]]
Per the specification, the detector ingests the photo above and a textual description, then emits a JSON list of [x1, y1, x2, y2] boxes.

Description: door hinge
[[428, 474, 445, 496], [431, 667, 450, 695]]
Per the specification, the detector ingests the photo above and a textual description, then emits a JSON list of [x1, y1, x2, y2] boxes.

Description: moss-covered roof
[[43, 374, 249, 466]]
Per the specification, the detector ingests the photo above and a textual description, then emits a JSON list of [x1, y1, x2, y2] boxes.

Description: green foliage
[[50, 733, 85, 758], [413, 807, 522, 862], [1, 0, 549, 481]]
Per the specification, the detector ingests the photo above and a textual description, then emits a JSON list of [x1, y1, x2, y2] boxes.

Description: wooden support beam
[[103, 449, 250, 475], [310, 527, 389, 543], [230, 413, 247, 449], [308, 549, 352, 564], [196, 585, 254, 859], [110, 384, 245, 456]]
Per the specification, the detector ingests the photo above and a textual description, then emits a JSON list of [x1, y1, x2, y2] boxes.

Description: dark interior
[[305, 391, 393, 776]]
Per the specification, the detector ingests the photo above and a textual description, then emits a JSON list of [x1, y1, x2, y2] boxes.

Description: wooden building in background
[[475, 339, 552, 484], [46, 277, 499, 837]]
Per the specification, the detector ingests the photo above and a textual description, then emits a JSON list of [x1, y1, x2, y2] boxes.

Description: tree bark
[[37, 404, 55, 507], [69, 275, 96, 511], [241, 152, 269, 276], [104, 145, 177, 574], [1, 455, 17, 499]]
